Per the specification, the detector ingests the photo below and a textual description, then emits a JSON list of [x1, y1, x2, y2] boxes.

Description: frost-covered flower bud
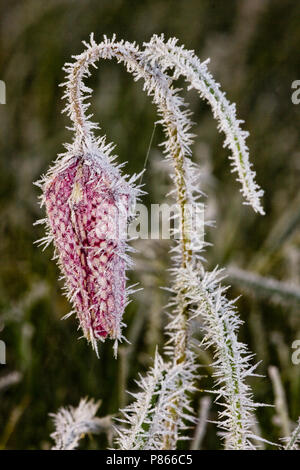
[[37, 149, 139, 353]]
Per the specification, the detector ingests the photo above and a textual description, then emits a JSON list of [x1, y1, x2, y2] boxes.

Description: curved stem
[[143, 35, 265, 215]]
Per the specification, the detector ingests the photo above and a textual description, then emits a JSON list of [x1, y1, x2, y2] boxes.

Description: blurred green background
[[0, 0, 299, 449]]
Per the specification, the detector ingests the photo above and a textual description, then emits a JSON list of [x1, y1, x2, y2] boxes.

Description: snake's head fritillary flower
[[36, 145, 141, 355]]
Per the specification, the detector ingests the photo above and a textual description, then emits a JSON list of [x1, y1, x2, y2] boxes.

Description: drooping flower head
[[35, 35, 148, 355], [36, 144, 140, 354]]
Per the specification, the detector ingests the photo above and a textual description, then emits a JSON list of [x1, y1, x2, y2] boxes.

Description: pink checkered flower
[[35, 36, 146, 355], [36, 145, 140, 354]]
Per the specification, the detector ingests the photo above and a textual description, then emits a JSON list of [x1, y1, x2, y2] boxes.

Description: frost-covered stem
[[68, 64, 89, 153], [160, 125, 193, 449], [180, 266, 263, 450], [166, 129, 193, 268], [143, 35, 265, 214], [285, 419, 300, 450], [195, 277, 245, 447], [115, 349, 197, 450]]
